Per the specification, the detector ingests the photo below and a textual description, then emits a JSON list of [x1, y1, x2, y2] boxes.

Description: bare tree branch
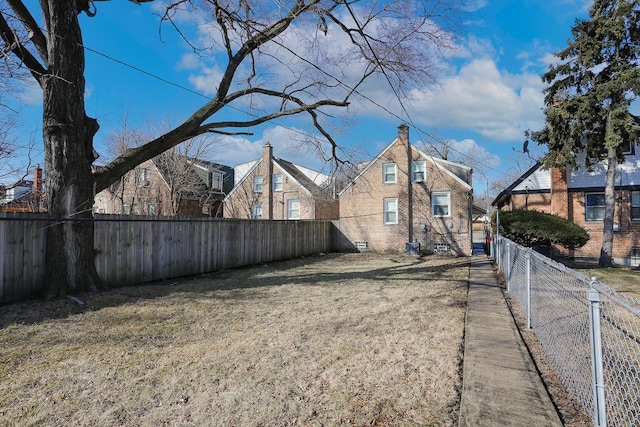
[[6, 0, 47, 61], [0, 11, 47, 84]]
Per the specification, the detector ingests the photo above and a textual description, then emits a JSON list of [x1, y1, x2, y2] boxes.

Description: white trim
[[383, 198, 398, 224], [287, 198, 300, 220], [412, 160, 426, 182], [432, 192, 451, 217], [383, 163, 397, 184]]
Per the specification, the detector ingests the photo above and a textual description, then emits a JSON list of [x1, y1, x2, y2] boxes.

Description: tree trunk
[[599, 145, 617, 267], [42, 2, 101, 297]]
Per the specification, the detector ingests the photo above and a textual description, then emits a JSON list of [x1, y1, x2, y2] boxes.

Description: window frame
[[135, 168, 151, 187], [273, 173, 283, 192], [252, 204, 263, 219], [412, 161, 426, 182], [432, 192, 451, 217], [382, 163, 397, 184], [631, 191, 640, 220], [585, 192, 606, 221], [383, 198, 398, 224], [287, 199, 300, 220], [253, 175, 264, 193], [210, 172, 223, 192]]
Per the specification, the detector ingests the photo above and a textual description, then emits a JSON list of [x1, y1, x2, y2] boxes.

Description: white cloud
[[177, 53, 201, 71], [358, 58, 547, 142], [188, 65, 225, 95], [460, 0, 488, 12], [444, 138, 502, 169], [16, 81, 42, 106]]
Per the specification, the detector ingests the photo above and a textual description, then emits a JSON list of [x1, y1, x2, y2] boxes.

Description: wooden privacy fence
[[0, 214, 337, 303]]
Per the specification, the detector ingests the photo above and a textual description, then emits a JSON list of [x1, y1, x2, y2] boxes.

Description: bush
[[492, 209, 590, 249]]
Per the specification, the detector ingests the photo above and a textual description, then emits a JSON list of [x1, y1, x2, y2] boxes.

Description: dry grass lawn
[[0, 253, 470, 426], [576, 267, 640, 297]]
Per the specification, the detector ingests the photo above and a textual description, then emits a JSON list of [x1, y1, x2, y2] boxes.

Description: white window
[[147, 203, 155, 215], [123, 204, 131, 215], [632, 191, 640, 220], [211, 172, 223, 192], [383, 163, 397, 184], [252, 204, 263, 219], [383, 198, 398, 224], [254, 175, 264, 193], [287, 199, 300, 220], [432, 192, 450, 217], [586, 193, 605, 221], [412, 161, 426, 182], [273, 174, 283, 191], [135, 168, 151, 187]]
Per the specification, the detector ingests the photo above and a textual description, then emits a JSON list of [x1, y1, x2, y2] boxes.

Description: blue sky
[[7, 0, 595, 190]]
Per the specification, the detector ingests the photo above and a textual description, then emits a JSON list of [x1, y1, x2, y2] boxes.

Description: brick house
[[93, 156, 233, 217], [0, 165, 44, 213], [493, 148, 640, 265], [337, 124, 478, 256], [223, 143, 339, 220]]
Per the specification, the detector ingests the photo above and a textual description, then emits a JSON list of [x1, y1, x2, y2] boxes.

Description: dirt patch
[[0, 253, 470, 426]]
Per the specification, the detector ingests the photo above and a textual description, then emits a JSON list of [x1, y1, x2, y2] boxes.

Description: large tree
[[0, 0, 458, 296], [528, 0, 640, 267]]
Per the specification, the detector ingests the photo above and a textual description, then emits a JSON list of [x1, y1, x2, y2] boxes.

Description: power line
[[3, 6, 523, 183]]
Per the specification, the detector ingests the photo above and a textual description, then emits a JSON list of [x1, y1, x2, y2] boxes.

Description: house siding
[[338, 125, 473, 256], [495, 149, 640, 265], [223, 144, 338, 220], [93, 158, 231, 217]]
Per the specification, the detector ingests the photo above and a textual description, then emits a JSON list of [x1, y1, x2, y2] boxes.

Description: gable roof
[[491, 162, 550, 208], [150, 155, 233, 198], [338, 136, 472, 196], [223, 157, 332, 202], [274, 158, 330, 198]]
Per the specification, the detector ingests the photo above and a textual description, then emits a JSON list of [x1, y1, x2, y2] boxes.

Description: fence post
[[506, 243, 511, 293], [495, 210, 500, 265], [587, 283, 607, 427], [526, 249, 531, 329]]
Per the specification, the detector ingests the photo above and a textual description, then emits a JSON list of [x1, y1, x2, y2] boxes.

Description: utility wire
[[3, 6, 524, 182]]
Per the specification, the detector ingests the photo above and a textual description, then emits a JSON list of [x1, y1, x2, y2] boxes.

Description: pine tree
[[529, 0, 640, 267]]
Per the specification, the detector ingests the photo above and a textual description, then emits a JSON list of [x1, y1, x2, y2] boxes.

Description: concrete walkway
[[458, 245, 563, 426]]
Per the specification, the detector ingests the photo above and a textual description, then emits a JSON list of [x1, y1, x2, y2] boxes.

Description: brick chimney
[[33, 165, 43, 212], [397, 123, 409, 144], [550, 166, 569, 219], [396, 123, 413, 243], [263, 143, 274, 219]]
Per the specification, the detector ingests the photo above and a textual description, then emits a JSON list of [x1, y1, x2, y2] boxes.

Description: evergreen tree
[[528, 0, 640, 267]]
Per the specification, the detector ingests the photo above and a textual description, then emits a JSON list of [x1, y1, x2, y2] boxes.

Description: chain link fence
[[494, 236, 640, 427]]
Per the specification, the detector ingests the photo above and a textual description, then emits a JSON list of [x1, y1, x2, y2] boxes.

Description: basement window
[[434, 243, 450, 253], [355, 241, 369, 251]]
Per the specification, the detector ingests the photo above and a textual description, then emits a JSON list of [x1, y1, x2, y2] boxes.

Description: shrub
[[492, 209, 590, 249]]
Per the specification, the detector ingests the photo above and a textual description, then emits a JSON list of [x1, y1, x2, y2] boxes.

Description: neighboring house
[[0, 166, 44, 213], [337, 124, 481, 256], [492, 145, 640, 265], [223, 143, 338, 220], [93, 156, 233, 217]]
